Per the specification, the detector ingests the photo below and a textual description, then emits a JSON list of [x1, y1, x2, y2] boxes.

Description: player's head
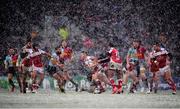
[[108, 42, 115, 49], [26, 38, 32, 48], [8, 48, 15, 55], [80, 51, 88, 60], [55, 46, 61, 55], [61, 40, 67, 48], [20, 52, 28, 59], [32, 43, 39, 51], [109, 43, 114, 47], [153, 42, 161, 51], [132, 39, 140, 48]]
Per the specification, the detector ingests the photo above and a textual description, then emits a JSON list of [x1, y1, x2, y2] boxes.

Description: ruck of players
[[3, 38, 177, 95]]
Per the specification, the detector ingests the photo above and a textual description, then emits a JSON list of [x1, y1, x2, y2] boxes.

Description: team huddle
[[4, 38, 177, 95]]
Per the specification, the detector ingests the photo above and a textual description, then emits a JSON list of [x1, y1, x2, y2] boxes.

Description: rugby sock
[[118, 79, 123, 93], [144, 78, 149, 88], [139, 79, 144, 91], [96, 80, 104, 92], [167, 79, 176, 91], [110, 78, 118, 94], [117, 79, 123, 91], [110, 78, 116, 87], [148, 79, 153, 92], [8, 79, 15, 87], [130, 82, 138, 93], [38, 79, 44, 87], [70, 79, 78, 86], [154, 82, 158, 93]]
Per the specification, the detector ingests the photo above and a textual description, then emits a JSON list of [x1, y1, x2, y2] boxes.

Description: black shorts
[[46, 66, 57, 76], [8, 67, 16, 75]]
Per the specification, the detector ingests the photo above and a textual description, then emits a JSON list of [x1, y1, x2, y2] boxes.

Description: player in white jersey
[[80, 51, 111, 94]]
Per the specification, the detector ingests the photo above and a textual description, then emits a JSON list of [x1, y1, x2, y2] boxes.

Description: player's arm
[[88, 57, 97, 68], [56, 58, 64, 68], [4, 57, 8, 70], [126, 49, 131, 69], [39, 49, 51, 58], [16, 55, 21, 67], [166, 53, 172, 65], [22, 44, 28, 50]]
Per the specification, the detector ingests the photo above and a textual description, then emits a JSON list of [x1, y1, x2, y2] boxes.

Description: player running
[[150, 43, 176, 94], [59, 40, 79, 92], [4, 48, 19, 92], [46, 47, 65, 93], [17, 39, 33, 93], [25, 43, 51, 93], [107, 43, 123, 94], [125, 40, 141, 93]]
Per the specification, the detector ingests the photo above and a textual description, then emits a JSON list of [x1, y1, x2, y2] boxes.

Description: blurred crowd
[[0, 0, 179, 76]]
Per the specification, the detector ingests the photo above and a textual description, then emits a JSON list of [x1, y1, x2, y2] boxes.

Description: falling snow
[[0, 0, 179, 75]]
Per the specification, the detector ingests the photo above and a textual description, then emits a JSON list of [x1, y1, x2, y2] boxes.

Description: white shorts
[[159, 65, 170, 75], [23, 66, 33, 73], [109, 62, 122, 70], [33, 66, 44, 74]]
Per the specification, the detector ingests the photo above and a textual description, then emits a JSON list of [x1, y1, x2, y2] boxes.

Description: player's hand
[[58, 64, 64, 68], [17, 67, 22, 72], [126, 63, 130, 69]]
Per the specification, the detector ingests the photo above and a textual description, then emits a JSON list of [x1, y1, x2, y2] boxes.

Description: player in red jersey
[[107, 43, 123, 94], [152, 43, 176, 94], [147, 48, 160, 94], [26, 43, 51, 93], [17, 39, 33, 93], [59, 40, 78, 92]]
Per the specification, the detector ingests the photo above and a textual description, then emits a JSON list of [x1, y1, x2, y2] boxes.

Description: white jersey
[[49, 52, 59, 66], [84, 56, 95, 67]]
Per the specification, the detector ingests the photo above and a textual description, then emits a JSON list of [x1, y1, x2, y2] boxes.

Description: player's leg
[[7, 67, 15, 92], [64, 70, 78, 92], [114, 69, 123, 94], [38, 69, 44, 88], [129, 70, 139, 93], [146, 71, 154, 94], [20, 68, 27, 93], [153, 71, 160, 93], [163, 68, 176, 94], [31, 68, 38, 93], [17, 66, 24, 93], [107, 69, 118, 94], [8, 73, 15, 92], [53, 72, 65, 93], [139, 66, 148, 93], [94, 72, 107, 93]]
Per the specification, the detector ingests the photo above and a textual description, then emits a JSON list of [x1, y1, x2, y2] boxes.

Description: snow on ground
[[0, 89, 180, 108]]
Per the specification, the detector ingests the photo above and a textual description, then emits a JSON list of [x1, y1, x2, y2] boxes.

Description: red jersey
[[149, 52, 159, 72], [137, 46, 146, 60], [22, 58, 32, 67], [12, 54, 18, 66], [28, 49, 46, 67], [61, 47, 73, 60], [154, 50, 168, 68], [22, 49, 33, 67], [108, 47, 122, 63]]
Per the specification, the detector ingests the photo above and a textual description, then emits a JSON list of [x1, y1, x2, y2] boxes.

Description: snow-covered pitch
[[0, 89, 179, 108]]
